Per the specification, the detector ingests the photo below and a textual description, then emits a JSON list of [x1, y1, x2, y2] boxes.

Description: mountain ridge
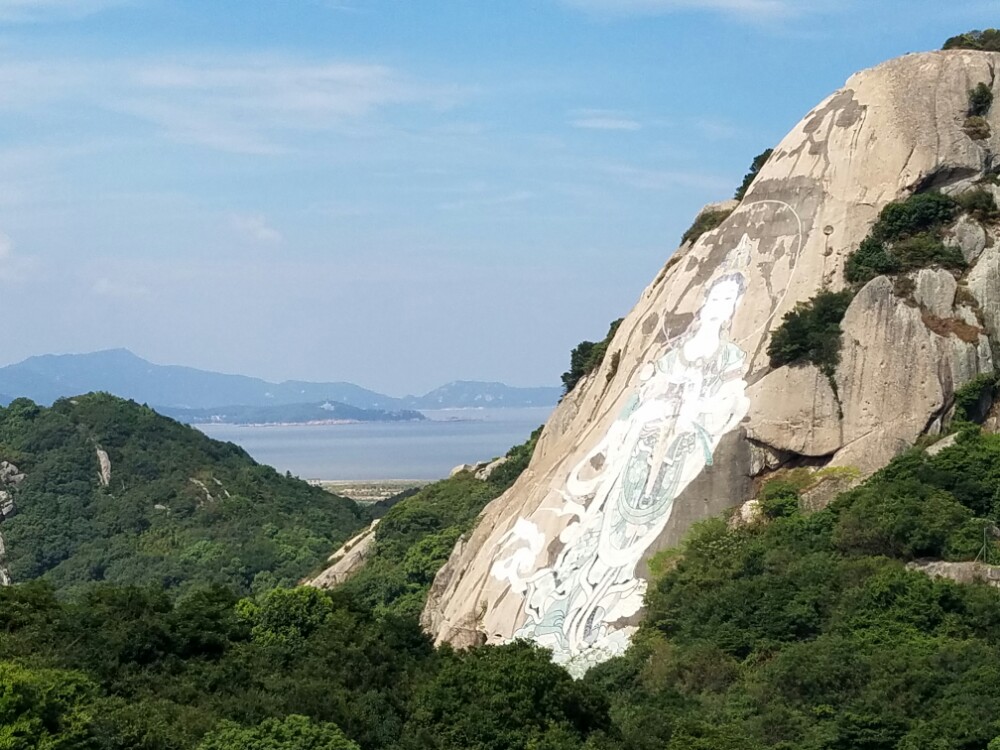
[[0, 349, 561, 411]]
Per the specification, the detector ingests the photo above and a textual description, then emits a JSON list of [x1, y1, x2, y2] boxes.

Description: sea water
[[195, 406, 553, 481]]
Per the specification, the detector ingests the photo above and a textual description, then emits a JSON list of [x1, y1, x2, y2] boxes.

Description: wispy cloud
[[230, 214, 284, 245], [693, 116, 738, 140], [0, 0, 128, 23], [125, 59, 463, 154], [91, 276, 150, 299], [569, 109, 641, 131], [0, 55, 464, 154]]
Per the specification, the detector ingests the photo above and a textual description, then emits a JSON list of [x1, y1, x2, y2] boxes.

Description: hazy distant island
[[0, 349, 562, 424], [159, 401, 426, 426]]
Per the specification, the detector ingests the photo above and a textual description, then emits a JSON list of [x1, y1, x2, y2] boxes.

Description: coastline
[[194, 418, 423, 428], [309, 478, 432, 503]]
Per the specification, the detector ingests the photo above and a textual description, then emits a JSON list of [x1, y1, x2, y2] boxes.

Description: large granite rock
[[422, 50, 1000, 675]]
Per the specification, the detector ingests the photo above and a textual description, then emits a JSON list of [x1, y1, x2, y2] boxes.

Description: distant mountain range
[[0, 350, 561, 417]]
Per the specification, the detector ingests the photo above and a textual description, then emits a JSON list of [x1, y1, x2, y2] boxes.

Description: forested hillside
[[0, 394, 365, 596], [7, 426, 1000, 748], [332, 426, 542, 619]]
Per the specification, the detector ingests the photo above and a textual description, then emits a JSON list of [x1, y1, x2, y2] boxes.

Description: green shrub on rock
[[734, 148, 773, 201], [956, 188, 1000, 220], [870, 192, 957, 242], [964, 115, 992, 140], [843, 192, 964, 283], [844, 236, 902, 283], [892, 232, 966, 271], [561, 318, 624, 395], [680, 208, 733, 246], [767, 290, 854, 376], [969, 82, 995, 117]]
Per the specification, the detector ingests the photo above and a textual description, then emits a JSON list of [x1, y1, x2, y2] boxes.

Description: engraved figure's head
[[699, 272, 747, 329]]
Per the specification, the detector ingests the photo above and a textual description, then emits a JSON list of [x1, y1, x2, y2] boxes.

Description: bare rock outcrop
[[0, 532, 9, 587], [306, 520, 381, 589], [907, 560, 1000, 587], [0, 460, 22, 586], [96, 447, 111, 488], [422, 50, 1000, 675], [0, 461, 25, 486]]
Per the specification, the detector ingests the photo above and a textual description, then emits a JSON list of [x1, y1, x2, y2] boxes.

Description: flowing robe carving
[[492, 272, 751, 675]]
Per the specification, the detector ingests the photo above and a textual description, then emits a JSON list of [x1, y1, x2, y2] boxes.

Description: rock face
[[907, 560, 1000, 587], [422, 50, 1000, 675], [0, 460, 22, 587], [306, 520, 381, 589], [96, 447, 111, 488]]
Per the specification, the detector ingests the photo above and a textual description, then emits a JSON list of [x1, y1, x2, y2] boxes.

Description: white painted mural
[[491, 237, 757, 675]]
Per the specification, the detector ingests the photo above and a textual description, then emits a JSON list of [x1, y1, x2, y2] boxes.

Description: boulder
[[945, 212, 988, 264]]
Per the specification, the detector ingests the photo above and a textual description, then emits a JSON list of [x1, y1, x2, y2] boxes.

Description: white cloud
[[230, 214, 284, 245], [0, 0, 128, 22], [569, 109, 641, 131]]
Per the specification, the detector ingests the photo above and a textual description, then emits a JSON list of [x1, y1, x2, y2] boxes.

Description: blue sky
[[0, 0, 995, 395]]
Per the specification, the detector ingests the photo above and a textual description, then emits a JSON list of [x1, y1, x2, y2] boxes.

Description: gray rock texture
[[907, 560, 1000, 587], [422, 50, 1000, 671], [96, 448, 111, 488]]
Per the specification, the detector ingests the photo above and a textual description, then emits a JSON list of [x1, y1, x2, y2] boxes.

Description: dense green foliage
[[734, 148, 773, 201], [953, 373, 1000, 427], [969, 82, 995, 117], [9, 428, 1000, 748], [0, 394, 364, 597], [766, 290, 853, 376], [0, 582, 608, 750], [594, 429, 1000, 750], [943, 28, 1000, 51], [561, 319, 624, 395], [770, 190, 991, 383], [956, 188, 1000, 221], [680, 208, 733, 246], [197, 714, 360, 750], [337, 426, 542, 619], [844, 191, 966, 284]]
